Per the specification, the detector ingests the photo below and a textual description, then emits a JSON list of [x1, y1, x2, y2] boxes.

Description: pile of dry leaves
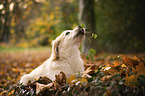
[[0, 50, 145, 96]]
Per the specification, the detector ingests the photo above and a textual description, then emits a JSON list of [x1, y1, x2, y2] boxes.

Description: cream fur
[[20, 26, 85, 85]]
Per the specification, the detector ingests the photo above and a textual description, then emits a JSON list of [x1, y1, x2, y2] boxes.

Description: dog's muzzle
[[74, 25, 84, 38]]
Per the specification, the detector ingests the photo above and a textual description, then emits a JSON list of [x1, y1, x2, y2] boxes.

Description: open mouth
[[74, 25, 84, 38], [78, 28, 84, 35]]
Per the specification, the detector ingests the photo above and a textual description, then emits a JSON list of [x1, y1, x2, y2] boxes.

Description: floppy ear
[[51, 40, 60, 60]]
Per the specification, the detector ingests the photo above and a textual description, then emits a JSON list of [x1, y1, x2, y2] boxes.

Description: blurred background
[[0, 1, 145, 94], [0, 0, 145, 53]]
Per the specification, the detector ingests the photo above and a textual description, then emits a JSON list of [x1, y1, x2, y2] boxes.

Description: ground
[[0, 47, 145, 95], [0, 47, 50, 93]]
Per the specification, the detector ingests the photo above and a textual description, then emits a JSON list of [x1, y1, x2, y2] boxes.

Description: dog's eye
[[66, 32, 70, 36]]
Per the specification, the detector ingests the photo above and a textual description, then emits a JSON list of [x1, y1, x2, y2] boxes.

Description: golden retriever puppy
[[20, 25, 85, 85]]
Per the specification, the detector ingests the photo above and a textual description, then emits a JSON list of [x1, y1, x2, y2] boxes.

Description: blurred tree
[[0, 0, 79, 47], [0, 0, 40, 43], [79, 0, 97, 54], [12, 0, 41, 42], [0, 0, 11, 42], [60, 0, 78, 30], [0, 1, 3, 41], [96, 0, 145, 53]]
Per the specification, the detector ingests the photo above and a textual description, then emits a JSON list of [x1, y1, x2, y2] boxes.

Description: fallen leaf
[[124, 74, 138, 87], [100, 75, 112, 81], [36, 82, 53, 94], [55, 71, 66, 85], [82, 66, 92, 78], [11, 68, 19, 72], [123, 56, 133, 67], [78, 78, 87, 83], [111, 61, 120, 67], [67, 75, 76, 84], [36, 76, 52, 84], [131, 67, 137, 74], [121, 64, 127, 68], [136, 62, 145, 76]]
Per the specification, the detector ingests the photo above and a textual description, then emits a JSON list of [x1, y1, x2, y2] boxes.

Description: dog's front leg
[[20, 61, 47, 85], [20, 74, 34, 85]]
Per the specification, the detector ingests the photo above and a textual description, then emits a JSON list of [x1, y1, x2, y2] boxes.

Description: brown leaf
[[53, 81, 61, 90], [108, 68, 122, 75], [100, 75, 112, 81], [82, 66, 93, 78], [111, 61, 120, 68], [55, 71, 66, 85], [106, 89, 111, 96], [131, 67, 137, 74], [136, 62, 145, 76], [36, 76, 52, 84], [36, 82, 54, 94], [123, 56, 133, 67], [124, 74, 138, 87], [84, 64, 97, 75]]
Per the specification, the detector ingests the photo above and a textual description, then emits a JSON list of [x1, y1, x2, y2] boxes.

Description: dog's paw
[[20, 74, 31, 85]]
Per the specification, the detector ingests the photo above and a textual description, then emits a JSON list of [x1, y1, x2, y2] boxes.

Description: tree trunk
[[0, 10, 2, 42], [2, 0, 10, 42], [79, 0, 97, 55]]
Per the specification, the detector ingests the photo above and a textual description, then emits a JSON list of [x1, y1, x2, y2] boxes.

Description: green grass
[[0, 46, 51, 53]]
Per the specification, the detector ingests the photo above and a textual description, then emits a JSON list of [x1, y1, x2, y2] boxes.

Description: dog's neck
[[50, 46, 81, 61], [62, 46, 81, 58]]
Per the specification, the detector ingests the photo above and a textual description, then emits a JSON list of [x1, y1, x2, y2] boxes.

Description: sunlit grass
[[0, 46, 51, 53]]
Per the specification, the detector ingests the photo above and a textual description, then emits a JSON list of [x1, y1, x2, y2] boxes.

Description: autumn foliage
[[0, 49, 145, 95]]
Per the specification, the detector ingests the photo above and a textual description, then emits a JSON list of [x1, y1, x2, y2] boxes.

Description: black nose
[[78, 25, 81, 29]]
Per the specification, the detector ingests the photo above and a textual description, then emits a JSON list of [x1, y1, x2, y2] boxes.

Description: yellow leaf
[[12, 68, 19, 72], [110, 61, 120, 68], [0, 92, 2, 95], [121, 64, 127, 68], [66, 75, 76, 84], [55, 6, 60, 10], [20, 69, 24, 73], [40, 29, 45, 34], [78, 78, 87, 83], [132, 56, 140, 61], [8, 90, 14, 95], [50, 12, 54, 20], [7, 76, 11, 80]]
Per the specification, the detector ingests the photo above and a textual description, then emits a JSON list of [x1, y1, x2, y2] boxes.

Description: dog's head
[[51, 25, 85, 60]]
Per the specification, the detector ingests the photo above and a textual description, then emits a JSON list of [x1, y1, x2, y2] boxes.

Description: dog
[[20, 25, 85, 85]]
